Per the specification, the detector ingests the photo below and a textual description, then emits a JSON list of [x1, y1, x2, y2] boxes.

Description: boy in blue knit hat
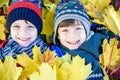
[[0, 1, 48, 60], [51, 0, 108, 79]]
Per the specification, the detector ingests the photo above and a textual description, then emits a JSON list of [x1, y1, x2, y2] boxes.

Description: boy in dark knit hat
[[51, 0, 108, 79], [0, 1, 48, 60]]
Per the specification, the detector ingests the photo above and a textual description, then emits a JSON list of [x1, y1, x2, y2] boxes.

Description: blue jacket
[[51, 33, 107, 80]]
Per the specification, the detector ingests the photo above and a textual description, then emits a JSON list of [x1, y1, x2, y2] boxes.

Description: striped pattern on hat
[[53, 0, 91, 44], [6, 1, 42, 33]]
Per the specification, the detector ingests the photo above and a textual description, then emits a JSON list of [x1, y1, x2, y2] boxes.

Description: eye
[[62, 29, 68, 32], [11, 25, 20, 29], [28, 26, 35, 28], [76, 27, 81, 30]]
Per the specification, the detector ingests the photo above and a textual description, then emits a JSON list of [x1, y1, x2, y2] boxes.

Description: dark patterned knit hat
[[53, 0, 91, 44], [6, 1, 42, 33]]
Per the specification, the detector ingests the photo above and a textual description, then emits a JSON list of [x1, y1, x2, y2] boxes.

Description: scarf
[[0, 36, 48, 60]]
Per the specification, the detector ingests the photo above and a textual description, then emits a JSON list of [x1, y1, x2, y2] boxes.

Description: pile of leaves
[[1, 0, 120, 80], [0, 46, 92, 80], [100, 38, 120, 80]]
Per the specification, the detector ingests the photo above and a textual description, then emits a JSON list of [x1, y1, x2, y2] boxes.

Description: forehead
[[59, 19, 83, 28], [11, 20, 34, 25]]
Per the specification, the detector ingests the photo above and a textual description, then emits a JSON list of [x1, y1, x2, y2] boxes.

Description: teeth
[[68, 40, 79, 44]]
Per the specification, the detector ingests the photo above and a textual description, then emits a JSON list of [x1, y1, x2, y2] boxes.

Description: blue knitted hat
[[6, 1, 42, 33], [53, 0, 91, 44]]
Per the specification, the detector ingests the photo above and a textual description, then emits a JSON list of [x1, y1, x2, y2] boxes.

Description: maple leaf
[[100, 38, 120, 79], [84, 0, 111, 19], [0, 16, 7, 40], [16, 53, 40, 80], [42, 48, 56, 67], [102, 6, 120, 36], [79, 0, 89, 5], [32, 45, 42, 65], [42, 0, 58, 5], [56, 54, 92, 80], [32, 45, 56, 67], [29, 63, 56, 80], [42, 3, 56, 43], [0, 0, 9, 7], [0, 55, 22, 80], [82, 0, 111, 25]]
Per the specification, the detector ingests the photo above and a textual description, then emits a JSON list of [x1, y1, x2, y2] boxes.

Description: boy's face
[[10, 20, 37, 47], [58, 21, 86, 50]]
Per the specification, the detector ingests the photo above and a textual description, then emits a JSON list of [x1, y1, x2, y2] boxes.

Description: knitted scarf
[[0, 36, 48, 60]]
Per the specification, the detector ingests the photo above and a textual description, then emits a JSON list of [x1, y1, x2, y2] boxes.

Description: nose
[[69, 30, 77, 38], [19, 27, 28, 36]]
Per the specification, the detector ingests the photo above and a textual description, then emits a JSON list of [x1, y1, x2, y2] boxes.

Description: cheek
[[10, 29, 18, 37], [30, 30, 37, 39], [58, 33, 66, 40]]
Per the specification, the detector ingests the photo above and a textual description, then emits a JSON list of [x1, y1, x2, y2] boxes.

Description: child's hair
[[6, 1, 42, 34], [53, 0, 91, 44], [58, 19, 76, 28]]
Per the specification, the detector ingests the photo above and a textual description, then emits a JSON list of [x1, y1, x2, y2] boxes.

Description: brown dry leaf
[[42, 48, 56, 67]]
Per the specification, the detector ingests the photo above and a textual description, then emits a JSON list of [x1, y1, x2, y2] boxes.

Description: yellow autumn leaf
[[84, 0, 110, 18], [42, 48, 56, 67], [42, 0, 58, 5], [100, 38, 120, 70], [83, 0, 110, 25], [16, 53, 39, 80], [100, 66, 109, 80], [103, 6, 120, 36], [32, 45, 56, 67], [56, 54, 92, 80], [0, 16, 7, 40], [0, 0, 9, 7], [0, 55, 22, 80], [79, 0, 88, 5], [29, 63, 56, 80], [42, 3, 56, 43], [32, 45, 42, 65]]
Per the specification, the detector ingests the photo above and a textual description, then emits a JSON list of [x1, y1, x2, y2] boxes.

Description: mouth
[[18, 38, 30, 41], [67, 40, 80, 45]]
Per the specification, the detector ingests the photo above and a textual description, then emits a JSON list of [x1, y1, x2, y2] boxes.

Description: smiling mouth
[[18, 38, 30, 41], [67, 40, 80, 45]]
